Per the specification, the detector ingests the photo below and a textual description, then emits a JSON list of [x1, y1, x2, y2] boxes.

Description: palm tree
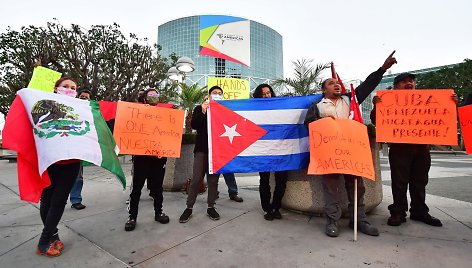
[[273, 59, 329, 96], [177, 83, 208, 133]]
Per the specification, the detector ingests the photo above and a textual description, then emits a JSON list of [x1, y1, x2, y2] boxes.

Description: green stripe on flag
[[90, 101, 126, 189]]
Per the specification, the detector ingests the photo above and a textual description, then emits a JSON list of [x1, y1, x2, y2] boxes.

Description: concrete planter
[[281, 138, 383, 216], [163, 143, 195, 191]]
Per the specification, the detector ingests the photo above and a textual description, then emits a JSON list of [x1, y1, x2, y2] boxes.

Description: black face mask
[[138, 95, 145, 103]]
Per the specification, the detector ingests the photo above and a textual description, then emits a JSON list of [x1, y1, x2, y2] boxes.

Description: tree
[[0, 20, 176, 117], [176, 83, 208, 133], [416, 59, 472, 104], [273, 59, 329, 96]]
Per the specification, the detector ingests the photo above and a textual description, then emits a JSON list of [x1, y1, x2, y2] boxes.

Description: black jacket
[[304, 67, 386, 127], [191, 105, 209, 153], [463, 93, 472, 106]]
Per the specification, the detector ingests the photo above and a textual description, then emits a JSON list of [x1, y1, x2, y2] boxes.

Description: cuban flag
[[208, 94, 323, 174]]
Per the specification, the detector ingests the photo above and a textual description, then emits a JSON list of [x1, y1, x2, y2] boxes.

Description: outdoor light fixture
[[167, 66, 183, 81], [176, 56, 195, 73], [167, 57, 195, 82]]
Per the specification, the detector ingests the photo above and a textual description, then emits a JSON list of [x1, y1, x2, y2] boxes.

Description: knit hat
[[209, 85, 223, 94]]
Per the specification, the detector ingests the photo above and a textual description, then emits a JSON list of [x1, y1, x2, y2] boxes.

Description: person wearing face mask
[[304, 52, 397, 238], [137, 89, 146, 103], [179, 86, 225, 223], [252, 84, 289, 221], [36, 77, 81, 257], [126, 89, 148, 206], [69, 89, 92, 211], [125, 89, 170, 231]]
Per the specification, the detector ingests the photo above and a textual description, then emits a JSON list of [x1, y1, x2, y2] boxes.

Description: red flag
[[349, 84, 364, 123], [330, 62, 347, 94], [2, 97, 51, 202], [208, 101, 267, 173], [98, 101, 174, 121], [98, 101, 117, 121]]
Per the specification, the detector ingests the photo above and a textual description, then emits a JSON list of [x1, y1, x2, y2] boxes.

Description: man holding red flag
[[304, 51, 397, 237]]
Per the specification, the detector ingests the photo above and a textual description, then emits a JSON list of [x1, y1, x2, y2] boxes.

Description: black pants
[[39, 162, 81, 247], [129, 156, 167, 219], [388, 144, 430, 216], [259, 171, 288, 212]]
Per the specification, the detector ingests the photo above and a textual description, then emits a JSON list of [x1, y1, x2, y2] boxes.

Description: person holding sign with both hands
[[370, 73, 458, 227], [125, 89, 170, 231], [304, 51, 397, 237]]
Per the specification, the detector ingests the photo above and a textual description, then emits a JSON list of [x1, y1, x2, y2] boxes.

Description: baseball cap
[[393, 73, 416, 86]]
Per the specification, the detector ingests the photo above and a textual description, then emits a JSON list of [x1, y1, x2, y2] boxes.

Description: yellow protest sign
[[308, 118, 375, 180], [27, 66, 62, 92], [113, 101, 185, 157], [208, 77, 250, 99]]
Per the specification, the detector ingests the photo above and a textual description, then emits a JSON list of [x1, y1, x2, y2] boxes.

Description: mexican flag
[[2, 88, 126, 203]]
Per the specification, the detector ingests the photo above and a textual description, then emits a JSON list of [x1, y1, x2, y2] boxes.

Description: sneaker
[[350, 221, 380, 236], [36, 244, 61, 257], [325, 218, 339, 237], [50, 233, 64, 251], [155, 212, 170, 224], [272, 210, 282, 219], [51, 240, 64, 252], [229, 195, 243, 202], [387, 214, 406, 226], [125, 218, 136, 231], [71, 203, 86, 210], [410, 213, 442, 227], [264, 212, 274, 221], [179, 208, 193, 223], [207, 207, 220, 221]]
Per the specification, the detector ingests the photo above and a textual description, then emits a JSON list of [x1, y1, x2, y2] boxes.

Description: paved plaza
[[0, 153, 471, 267]]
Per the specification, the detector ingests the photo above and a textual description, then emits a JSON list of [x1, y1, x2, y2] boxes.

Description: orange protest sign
[[308, 118, 375, 180], [458, 104, 472, 154], [375, 90, 457, 145], [113, 101, 185, 157]]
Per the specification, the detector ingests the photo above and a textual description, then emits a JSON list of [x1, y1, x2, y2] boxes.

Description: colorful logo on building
[[200, 15, 251, 67], [31, 99, 90, 138]]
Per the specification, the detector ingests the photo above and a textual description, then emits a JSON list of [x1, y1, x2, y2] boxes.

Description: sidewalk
[[0, 158, 471, 268]]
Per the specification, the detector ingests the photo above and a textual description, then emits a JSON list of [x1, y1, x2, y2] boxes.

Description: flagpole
[[354, 178, 358, 241]]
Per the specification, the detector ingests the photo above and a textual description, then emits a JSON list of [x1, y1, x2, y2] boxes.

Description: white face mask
[[56, 87, 77, 98], [211, 94, 223, 101]]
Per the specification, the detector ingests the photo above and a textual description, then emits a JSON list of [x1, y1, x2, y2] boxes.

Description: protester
[[217, 173, 244, 202], [463, 92, 472, 106], [252, 83, 288, 220], [36, 76, 82, 257], [125, 89, 170, 231], [179, 86, 223, 223], [370, 73, 457, 227], [304, 51, 397, 237], [126, 88, 148, 206], [69, 89, 91, 210]]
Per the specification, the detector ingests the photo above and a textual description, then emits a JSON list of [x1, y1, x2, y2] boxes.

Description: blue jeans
[[223, 173, 238, 196], [69, 165, 84, 204]]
